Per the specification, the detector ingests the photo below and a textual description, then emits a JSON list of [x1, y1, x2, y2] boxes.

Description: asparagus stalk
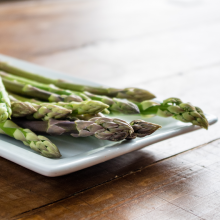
[[74, 113, 105, 120], [138, 98, 209, 129], [11, 101, 72, 121], [9, 93, 110, 116], [0, 62, 155, 102], [13, 117, 161, 141], [10, 96, 110, 116], [11, 101, 37, 118], [11, 99, 108, 120], [2, 78, 83, 102], [10, 91, 207, 129], [13, 117, 133, 141], [11, 89, 139, 115], [84, 91, 140, 114], [1, 72, 140, 114], [9, 93, 107, 121], [50, 101, 109, 115], [0, 71, 89, 101], [0, 76, 12, 122], [126, 119, 161, 139], [9, 92, 39, 103], [0, 120, 61, 158]]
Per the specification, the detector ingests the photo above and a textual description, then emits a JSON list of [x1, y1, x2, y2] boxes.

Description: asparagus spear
[[11, 101, 37, 118], [74, 112, 105, 120], [49, 101, 109, 116], [9, 93, 109, 116], [9, 93, 108, 121], [1, 72, 140, 114], [12, 117, 161, 141], [0, 76, 12, 122], [11, 98, 108, 120], [0, 120, 61, 158], [138, 98, 209, 129], [10, 91, 207, 129], [2, 78, 83, 102], [0, 62, 155, 102], [9, 92, 38, 103], [11, 101, 72, 121], [0, 71, 89, 101], [11, 89, 139, 115], [126, 119, 161, 139], [13, 117, 133, 141], [84, 91, 140, 114]]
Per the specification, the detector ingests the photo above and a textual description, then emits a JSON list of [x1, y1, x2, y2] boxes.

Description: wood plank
[[1, 0, 220, 59], [16, 140, 220, 220], [29, 21, 220, 88], [0, 139, 204, 219]]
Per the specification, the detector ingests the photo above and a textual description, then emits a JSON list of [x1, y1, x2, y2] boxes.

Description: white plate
[[0, 54, 218, 177]]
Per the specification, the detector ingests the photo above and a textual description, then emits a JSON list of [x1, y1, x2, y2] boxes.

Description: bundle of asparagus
[[9, 93, 161, 140], [0, 72, 140, 114], [0, 62, 155, 102], [9, 86, 208, 129], [0, 66, 208, 129], [0, 61, 210, 160], [0, 75, 161, 158]]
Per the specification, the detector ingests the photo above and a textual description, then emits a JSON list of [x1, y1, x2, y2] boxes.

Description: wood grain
[[16, 141, 220, 220], [0, 0, 220, 219]]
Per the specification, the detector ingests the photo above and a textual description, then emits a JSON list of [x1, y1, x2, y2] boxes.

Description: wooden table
[[1, 0, 220, 219]]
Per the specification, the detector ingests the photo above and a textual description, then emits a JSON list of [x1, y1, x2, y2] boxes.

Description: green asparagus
[[84, 91, 140, 114], [0, 62, 155, 102], [11, 98, 108, 120], [9, 93, 109, 116], [0, 71, 89, 101], [3, 78, 83, 102], [0, 76, 12, 122], [9, 92, 39, 103], [9, 95, 110, 116], [53, 101, 109, 115], [13, 117, 133, 141], [1, 72, 141, 114], [9, 93, 109, 121], [0, 120, 61, 158], [126, 119, 161, 139], [11, 89, 139, 115], [138, 97, 209, 129], [13, 117, 161, 141], [11, 101, 72, 121]]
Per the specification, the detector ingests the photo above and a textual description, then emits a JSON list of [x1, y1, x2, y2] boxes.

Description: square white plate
[[0, 54, 218, 177]]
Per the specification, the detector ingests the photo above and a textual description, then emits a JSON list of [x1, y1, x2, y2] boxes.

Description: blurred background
[[0, 0, 220, 96]]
